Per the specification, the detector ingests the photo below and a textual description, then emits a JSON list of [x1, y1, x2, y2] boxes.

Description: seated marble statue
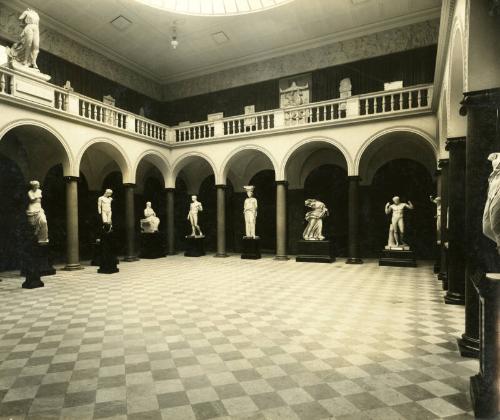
[[140, 202, 160, 233], [303, 199, 329, 241], [483, 153, 500, 255], [26, 180, 49, 243]]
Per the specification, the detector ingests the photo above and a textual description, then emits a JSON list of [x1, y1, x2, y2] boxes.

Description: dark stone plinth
[[184, 236, 205, 257], [470, 273, 500, 419], [98, 232, 119, 274], [379, 249, 417, 267], [140, 232, 166, 259], [20, 242, 56, 277], [241, 238, 261, 260], [22, 240, 45, 289], [91, 241, 101, 266], [296, 240, 335, 263]]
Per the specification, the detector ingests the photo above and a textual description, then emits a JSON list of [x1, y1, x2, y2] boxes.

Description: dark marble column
[[123, 183, 139, 262], [215, 185, 228, 257], [458, 88, 500, 358], [165, 188, 175, 255], [438, 159, 449, 288], [275, 181, 289, 260], [444, 137, 466, 305], [63, 176, 82, 271], [346, 176, 363, 264]]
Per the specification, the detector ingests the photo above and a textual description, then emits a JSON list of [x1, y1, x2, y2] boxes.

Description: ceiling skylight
[[134, 0, 294, 16]]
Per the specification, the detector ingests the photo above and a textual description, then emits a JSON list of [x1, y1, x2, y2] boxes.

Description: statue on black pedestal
[[483, 152, 500, 255], [385, 196, 414, 249]]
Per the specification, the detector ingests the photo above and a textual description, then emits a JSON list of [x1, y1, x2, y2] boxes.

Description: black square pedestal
[[98, 232, 119, 274], [91, 241, 101, 266], [379, 248, 417, 267], [296, 240, 335, 263], [241, 238, 261, 259], [140, 232, 166, 259], [184, 236, 205, 257], [21, 242, 56, 277]]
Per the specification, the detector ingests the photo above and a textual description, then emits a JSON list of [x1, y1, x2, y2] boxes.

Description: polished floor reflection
[[0, 256, 476, 419]]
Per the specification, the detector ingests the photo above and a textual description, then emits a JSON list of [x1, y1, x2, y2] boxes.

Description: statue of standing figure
[[303, 199, 329, 241], [385, 196, 414, 248], [187, 195, 203, 237], [98, 189, 113, 230], [243, 186, 258, 238], [140, 202, 160, 233], [26, 180, 49, 243], [483, 153, 500, 255], [8, 9, 40, 69], [430, 195, 442, 241]]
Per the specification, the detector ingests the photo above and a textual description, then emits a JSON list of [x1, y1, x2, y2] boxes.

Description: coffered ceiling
[[5, 0, 441, 83]]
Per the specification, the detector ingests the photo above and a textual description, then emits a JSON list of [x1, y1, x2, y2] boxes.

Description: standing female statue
[[302, 199, 329, 241], [483, 153, 500, 254], [8, 9, 40, 69], [26, 180, 48, 243]]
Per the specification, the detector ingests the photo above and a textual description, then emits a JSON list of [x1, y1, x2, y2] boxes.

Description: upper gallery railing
[[0, 66, 432, 145]]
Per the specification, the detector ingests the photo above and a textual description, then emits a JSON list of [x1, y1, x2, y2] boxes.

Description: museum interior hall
[[0, 0, 499, 419]]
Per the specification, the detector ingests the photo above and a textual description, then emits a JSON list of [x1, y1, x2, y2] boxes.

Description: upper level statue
[[483, 152, 500, 255], [8, 9, 40, 70]]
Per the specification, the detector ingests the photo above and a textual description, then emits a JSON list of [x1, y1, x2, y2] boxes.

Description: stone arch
[[0, 119, 74, 177], [170, 152, 217, 193], [356, 127, 438, 185], [76, 137, 133, 188], [280, 136, 353, 187], [133, 149, 171, 189], [220, 144, 278, 190]]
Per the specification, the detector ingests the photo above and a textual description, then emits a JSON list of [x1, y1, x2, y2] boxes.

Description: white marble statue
[[187, 195, 203, 237], [26, 180, 48, 243], [483, 152, 500, 254], [8, 9, 40, 69], [430, 195, 442, 242], [140, 202, 160, 233], [385, 196, 414, 248], [303, 199, 329, 241], [98, 189, 113, 228], [243, 186, 258, 239]]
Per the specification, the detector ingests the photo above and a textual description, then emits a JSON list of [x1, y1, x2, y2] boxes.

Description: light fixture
[[171, 25, 178, 49]]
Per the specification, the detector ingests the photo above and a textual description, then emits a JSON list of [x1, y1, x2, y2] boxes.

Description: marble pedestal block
[[296, 240, 335, 263], [98, 232, 119, 274], [379, 247, 417, 267], [184, 236, 205, 257], [22, 240, 45, 289], [470, 273, 500, 419], [140, 232, 166, 259], [21, 242, 56, 277], [241, 238, 261, 260]]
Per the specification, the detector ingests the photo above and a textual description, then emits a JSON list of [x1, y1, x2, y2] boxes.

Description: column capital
[[63, 176, 79, 183], [123, 183, 136, 188], [165, 187, 175, 193], [438, 158, 449, 169], [445, 137, 466, 151], [435, 168, 442, 177], [275, 180, 288, 187], [348, 175, 361, 182], [461, 88, 500, 113], [215, 184, 227, 189]]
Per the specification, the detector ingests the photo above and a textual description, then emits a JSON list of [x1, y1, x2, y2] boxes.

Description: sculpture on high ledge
[[430, 195, 441, 241], [8, 9, 40, 69], [302, 199, 329, 241], [385, 196, 414, 248], [483, 152, 500, 255], [243, 186, 258, 239], [140, 202, 160, 233], [98, 189, 113, 231], [26, 180, 49, 243], [187, 195, 203, 237]]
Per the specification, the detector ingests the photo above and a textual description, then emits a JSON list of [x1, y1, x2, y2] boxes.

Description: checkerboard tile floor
[[0, 256, 477, 419]]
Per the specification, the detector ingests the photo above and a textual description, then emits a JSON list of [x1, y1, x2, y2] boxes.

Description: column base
[[457, 334, 480, 359], [215, 254, 229, 258], [346, 258, 363, 264], [470, 374, 499, 419], [444, 291, 465, 305], [123, 256, 140, 262], [433, 262, 441, 274], [274, 255, 289, 261], [63, 264, 83, 271]]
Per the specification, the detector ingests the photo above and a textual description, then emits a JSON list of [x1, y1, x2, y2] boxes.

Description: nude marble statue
[[385, 196, 414, 248], [430, 195, 441, 241], [8, 9, 40, 69], [187, 195, 203, 237], [303, 199, 329, 241], [483, 152, 500, 254], [26, 180, 48, 243], [243, 186, 258, 239], [98, 189, 113, 228], [140, 202, 160, 233]]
